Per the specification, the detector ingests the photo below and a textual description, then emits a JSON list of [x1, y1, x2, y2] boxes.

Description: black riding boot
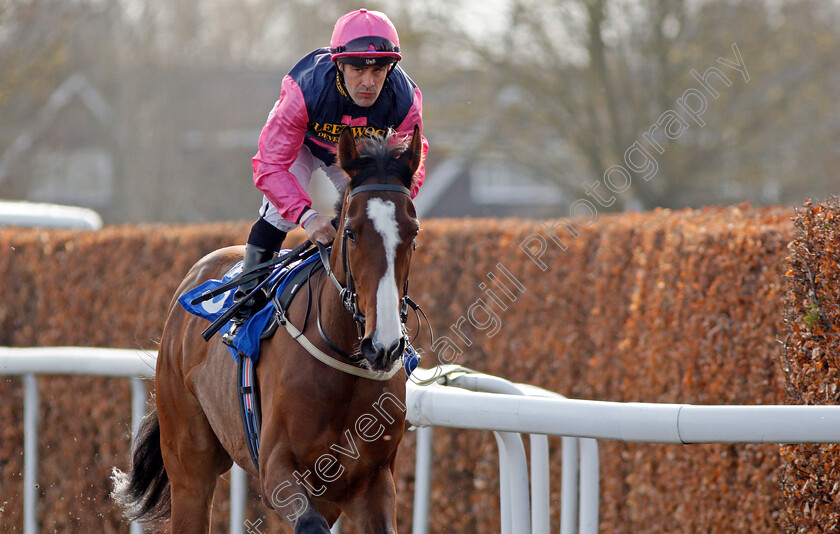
[[223, 219, 286, 346], [230, 244, 275, 325]]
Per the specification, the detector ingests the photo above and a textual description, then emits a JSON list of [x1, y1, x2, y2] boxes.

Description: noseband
[[317, 183, 413, 342]]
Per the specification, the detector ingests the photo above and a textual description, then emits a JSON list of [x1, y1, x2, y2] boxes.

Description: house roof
[[0, 73, 112, 185]]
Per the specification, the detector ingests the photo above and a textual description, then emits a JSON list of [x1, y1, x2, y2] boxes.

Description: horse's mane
[[332, 130, 419, 220]]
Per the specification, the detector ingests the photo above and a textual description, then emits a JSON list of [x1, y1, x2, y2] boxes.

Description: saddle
[[261, 253, 324, 340]]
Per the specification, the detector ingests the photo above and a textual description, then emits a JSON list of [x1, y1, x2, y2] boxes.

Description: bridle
[[317, 183, 414, 346], [263, 179, 431, 380]]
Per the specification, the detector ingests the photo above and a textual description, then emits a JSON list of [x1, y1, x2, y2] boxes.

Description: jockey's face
[[340, 63, 389, 107]]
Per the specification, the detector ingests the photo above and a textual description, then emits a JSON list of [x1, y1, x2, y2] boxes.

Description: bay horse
[[113, 125, 423, 533]]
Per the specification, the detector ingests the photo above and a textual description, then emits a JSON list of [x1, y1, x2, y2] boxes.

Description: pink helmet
[[329, 9, 402, 66]]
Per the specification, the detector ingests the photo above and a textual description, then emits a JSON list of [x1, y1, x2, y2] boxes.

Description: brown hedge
[[780, 196, 840, 532], [0, 203, 826, 532]]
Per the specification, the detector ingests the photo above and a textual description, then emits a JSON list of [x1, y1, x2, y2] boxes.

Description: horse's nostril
[[360, 336, 405, 370], [360, 337, 384, 360]]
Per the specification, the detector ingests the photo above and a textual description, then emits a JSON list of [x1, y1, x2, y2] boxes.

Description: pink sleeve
[[251, 75, 312, 223], [396, 86, 429, 199]]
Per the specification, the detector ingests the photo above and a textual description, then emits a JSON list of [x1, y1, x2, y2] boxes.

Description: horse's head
[[334, 125, 422, 371]]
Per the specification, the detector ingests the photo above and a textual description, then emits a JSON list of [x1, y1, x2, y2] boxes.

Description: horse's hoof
[[295, 514, 330, 534]]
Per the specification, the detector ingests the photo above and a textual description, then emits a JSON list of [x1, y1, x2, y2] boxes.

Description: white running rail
[[0, 347, 247, 534], [407, 366, 599, 534], [5, 350, 840, 533], [405, 365, 840, 534]]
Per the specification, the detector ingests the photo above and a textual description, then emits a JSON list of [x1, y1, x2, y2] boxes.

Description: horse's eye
[[411, 227, 420, 249], [344, 228, 357, 242]]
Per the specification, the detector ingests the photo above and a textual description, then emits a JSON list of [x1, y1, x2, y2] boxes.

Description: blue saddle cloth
[[178, 251, 321, 362]]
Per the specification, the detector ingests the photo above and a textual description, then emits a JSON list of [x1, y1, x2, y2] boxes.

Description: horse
[[112, 125, 423, 533]]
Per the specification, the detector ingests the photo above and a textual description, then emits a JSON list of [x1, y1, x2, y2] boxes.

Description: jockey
[[231, 8, 429, 324]]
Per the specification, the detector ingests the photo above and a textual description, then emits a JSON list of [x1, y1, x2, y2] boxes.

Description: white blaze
[[366, 198, 402, 349]]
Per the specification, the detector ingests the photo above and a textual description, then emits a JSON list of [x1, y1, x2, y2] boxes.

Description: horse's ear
[[338, 126, 359, 176], [401, 124, 423, 176]]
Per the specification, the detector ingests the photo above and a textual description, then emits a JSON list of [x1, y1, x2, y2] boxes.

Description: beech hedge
[[0, 201, 836, 532]]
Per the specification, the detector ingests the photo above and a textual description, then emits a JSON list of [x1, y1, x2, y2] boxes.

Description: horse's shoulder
[[198, 245, 244, 268], [182, 245, 244, 288]]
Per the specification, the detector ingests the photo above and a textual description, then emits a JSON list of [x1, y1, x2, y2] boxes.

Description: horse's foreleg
[[157, 380, 232, 533], [343, 468, 399, 534], [258, 452, 332, 534]]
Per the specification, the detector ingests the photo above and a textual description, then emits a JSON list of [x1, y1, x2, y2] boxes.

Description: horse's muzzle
[[360, 336, 405, 371]]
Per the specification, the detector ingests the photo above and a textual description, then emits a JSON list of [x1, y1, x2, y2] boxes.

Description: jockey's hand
[[304, 214, 337, 245]]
